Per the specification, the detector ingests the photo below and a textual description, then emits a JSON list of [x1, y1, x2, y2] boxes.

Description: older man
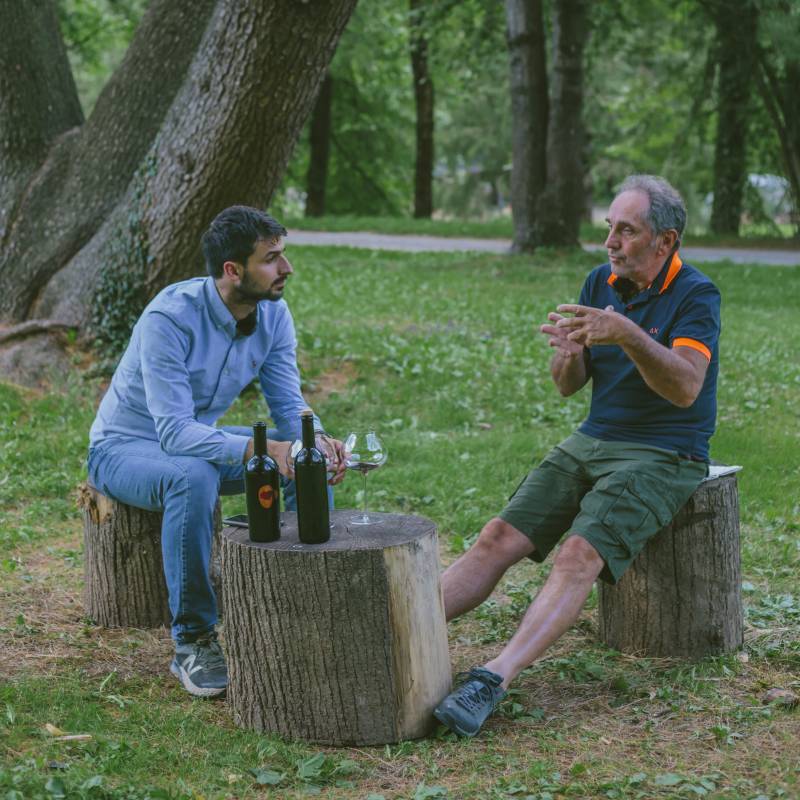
[[434, 175, 720, 737]]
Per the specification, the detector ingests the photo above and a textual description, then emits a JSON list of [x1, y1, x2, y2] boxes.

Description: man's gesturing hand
[[554, 304, 631, 348], [540, 311, 586, 358]]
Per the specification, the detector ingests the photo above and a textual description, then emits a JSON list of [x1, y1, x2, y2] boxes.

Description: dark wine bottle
[[295, 408, 330, 544], [245, 421, 280, 542]]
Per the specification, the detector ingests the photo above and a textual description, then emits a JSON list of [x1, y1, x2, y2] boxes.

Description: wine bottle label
[[258, 485, 275, 509]]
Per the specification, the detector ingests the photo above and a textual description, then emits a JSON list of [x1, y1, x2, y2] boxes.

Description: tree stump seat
[[598, 470, 743, 658], [220, 510, 451, 746], [78, 483, 221, 629]]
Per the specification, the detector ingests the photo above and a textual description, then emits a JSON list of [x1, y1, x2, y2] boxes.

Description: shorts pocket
[[625, 473, 676, 529]]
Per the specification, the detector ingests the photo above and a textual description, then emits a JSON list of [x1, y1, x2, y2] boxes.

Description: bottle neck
[[301, 414, 316, 449], [253, 423, 267, 456]]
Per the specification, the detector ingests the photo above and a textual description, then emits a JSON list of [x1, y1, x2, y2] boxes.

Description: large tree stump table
[[78, 483, 222, 628], [220, 510, 451, 746], [598, 471, 743, 658]]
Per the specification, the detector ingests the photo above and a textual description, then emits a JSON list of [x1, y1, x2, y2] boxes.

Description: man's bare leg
[[441, 518, 536, 621], [485, 535, 604, 688]]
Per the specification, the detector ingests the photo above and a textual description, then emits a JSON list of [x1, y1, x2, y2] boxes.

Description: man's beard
[[236, 273, 285, 303]]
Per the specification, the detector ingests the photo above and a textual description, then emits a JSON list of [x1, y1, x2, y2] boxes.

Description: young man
[[434, 175, 720, 737], [88, 206, 346, 697]]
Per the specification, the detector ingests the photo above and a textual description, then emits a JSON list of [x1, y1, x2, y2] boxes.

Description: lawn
[[1, 246, 799, 799]]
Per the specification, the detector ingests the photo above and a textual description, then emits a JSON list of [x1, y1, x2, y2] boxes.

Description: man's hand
[[554, 304, 633, 348], [243, 437, 294, 480], [539, 311, 586, 357], [317, 433, 347, 485]]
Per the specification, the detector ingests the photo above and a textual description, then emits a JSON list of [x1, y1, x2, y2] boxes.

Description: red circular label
[[258, 485, 275, 509]]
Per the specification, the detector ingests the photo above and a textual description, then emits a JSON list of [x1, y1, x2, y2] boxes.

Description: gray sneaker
[[170, 632, 227, 697], [433, 667, 507, 737]]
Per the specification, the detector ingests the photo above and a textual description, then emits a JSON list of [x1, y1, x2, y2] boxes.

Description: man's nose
[[605, 229, 618, 249], [279, 255, 293, 274]]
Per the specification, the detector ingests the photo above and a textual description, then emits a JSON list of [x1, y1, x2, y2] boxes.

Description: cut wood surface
[[221, 510, 451, 745], [598, 473, 743, 658]]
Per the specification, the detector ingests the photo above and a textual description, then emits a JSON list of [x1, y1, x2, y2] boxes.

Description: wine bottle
[[245, 421, 280, 542], [295, 408, 330, 544]]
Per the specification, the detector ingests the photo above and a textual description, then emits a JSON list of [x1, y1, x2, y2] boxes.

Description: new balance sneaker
[[170, 632, 228, 697], [433, 667, 506, 737]]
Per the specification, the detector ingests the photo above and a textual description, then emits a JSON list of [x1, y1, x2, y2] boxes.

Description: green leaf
[[45, 777, 67, 798], [654, 773, 683, 786], [296, 752, 326, 780], [250, 768, 284, 785], [413, 784, 448, 800]]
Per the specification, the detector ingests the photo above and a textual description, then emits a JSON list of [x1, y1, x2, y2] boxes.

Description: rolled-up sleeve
[[140, 312, 250, 464]]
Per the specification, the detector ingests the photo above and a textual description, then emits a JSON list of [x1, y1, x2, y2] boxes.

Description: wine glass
[[343, 430, 387, 525]]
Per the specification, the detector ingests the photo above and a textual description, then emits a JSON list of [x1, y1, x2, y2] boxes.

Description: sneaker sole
[[433, 706, 479, 737], [169, 661, 226, 698]]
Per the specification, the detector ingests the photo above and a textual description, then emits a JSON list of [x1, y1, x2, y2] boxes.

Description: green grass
[[2, 247, 799, 798], [284, 215, 800, 250]]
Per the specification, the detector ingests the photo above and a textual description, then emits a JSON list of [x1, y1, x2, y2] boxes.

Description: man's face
[[236, 237, 293, 302], [604, 190, 664, 286]]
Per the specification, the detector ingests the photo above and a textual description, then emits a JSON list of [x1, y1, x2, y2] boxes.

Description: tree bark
[[598, 474, 743, 659], [505, 0, 549, 253], [409, 0, 435, 219], [305, 73, 334, 218], [221, 511, 451, 745], [0, 0, 83, 241], [709, 0, 759, 236], [0, 0, 358, 375], [535, 0, 588, 248]]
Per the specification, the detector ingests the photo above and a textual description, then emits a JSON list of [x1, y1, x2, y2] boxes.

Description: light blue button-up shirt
[[89, 277, 317, 466]]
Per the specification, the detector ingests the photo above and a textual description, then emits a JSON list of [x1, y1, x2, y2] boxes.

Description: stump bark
[[221, 510, 451, 745], [78, 484, 221, 628], [598, 473, 743, 658]]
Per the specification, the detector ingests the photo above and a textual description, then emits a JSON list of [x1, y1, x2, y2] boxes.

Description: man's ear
[[658, 229, 678, 256], [222, 260, 243, 281]]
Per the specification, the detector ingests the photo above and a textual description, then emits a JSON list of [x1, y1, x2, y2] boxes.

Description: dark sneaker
[[433, 667, 507, 737], [170, 632, 227, 698]]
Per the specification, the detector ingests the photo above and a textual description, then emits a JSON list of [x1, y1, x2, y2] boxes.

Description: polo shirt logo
[[649, 327, 660, 336]]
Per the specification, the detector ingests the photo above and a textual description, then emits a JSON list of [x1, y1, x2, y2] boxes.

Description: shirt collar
[[204, 277, 259, 337], [606, 251, 683, 300]]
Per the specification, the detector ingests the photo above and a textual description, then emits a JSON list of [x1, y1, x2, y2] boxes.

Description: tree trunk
[[535, 0, 588, 248], [598, 474, 743, 659], [409, 0, 434, 219], [79, 484, 223, 629], [221, 511, 451, 745], [305, 73, 334, 218], [709, 0, 759, 236], [505, 0, 549, 253], [0, 0, 358, 381]]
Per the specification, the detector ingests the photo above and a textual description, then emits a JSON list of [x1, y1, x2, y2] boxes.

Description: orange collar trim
[[607, 272, 618, 286], [659, 252, 683, 294]]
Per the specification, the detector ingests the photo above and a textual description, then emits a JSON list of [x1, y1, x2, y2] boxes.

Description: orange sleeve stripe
[[672, 337, 711, 360]]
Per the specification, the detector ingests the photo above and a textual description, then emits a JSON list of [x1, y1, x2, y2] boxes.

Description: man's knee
[[168, 458, 220, 505], [472, 518, 536, 566], [553, 535, 604, 581]]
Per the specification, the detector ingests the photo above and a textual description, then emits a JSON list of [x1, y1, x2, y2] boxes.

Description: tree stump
[[78, 484, 222, 628], [221, 510, 451, 745], [598, 472, 743, 658]]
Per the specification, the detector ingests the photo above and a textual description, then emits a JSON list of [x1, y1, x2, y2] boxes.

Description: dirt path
[[288, 229, 800, 266]]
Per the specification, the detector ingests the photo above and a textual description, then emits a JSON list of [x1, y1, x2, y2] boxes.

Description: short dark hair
[[201, 206, 287, 278], [618, 174, 687, 247]]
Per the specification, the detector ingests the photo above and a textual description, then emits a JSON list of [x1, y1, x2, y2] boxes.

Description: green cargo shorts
[[499, 431, 708, 584]]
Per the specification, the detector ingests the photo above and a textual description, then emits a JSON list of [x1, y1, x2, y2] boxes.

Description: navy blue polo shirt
[[577, 252, 720, 461]]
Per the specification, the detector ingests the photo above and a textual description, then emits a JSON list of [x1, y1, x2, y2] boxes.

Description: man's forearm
[[620, 326, 703, 407], [550, 350, 589, 397]]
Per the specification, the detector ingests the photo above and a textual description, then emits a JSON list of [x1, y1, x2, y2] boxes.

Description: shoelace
[[194, 634, 225, 669], [452, 671, 496, 712]]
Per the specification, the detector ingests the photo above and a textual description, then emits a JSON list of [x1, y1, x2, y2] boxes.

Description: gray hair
[[618, 174, 687, 246]]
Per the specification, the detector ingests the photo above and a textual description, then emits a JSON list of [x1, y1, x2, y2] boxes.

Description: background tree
[[305, 73, 334, 218], [409, 0, 435, 218], [0, 0, 357, 374], [505, 0, 548, 252], [706, 0, 760, 235]]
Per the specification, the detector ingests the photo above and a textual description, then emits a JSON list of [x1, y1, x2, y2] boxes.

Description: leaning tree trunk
[[409, 0, 434, 219], [505, 0, 549, 253], [305, 73, 334, 218], [535, 0, 588, 248], [0, 0, 358, 382], [709, 0, 759, 236]]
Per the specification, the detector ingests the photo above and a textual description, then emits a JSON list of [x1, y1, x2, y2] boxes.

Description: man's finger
[[556, 303, 593, 316]]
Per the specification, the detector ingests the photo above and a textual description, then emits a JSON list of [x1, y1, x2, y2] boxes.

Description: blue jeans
[[87, 425, 333, 644]]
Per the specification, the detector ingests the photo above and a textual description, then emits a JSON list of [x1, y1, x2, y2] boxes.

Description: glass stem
[[362, 471, 369, 517]]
